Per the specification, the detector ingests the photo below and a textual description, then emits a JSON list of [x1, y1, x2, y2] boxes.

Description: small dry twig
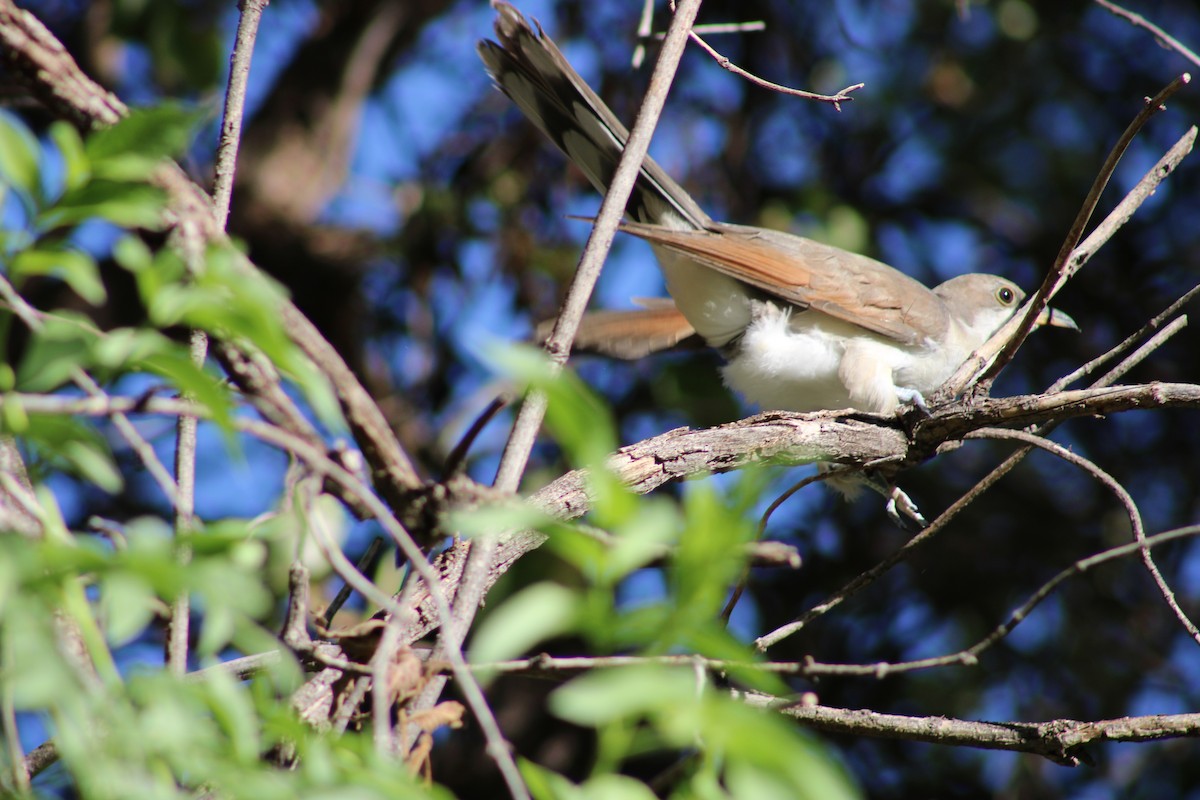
[[1095, 0, 1200, 69]]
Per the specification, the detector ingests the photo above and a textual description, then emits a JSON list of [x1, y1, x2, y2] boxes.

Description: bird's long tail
[[477, 1, 710, 230]]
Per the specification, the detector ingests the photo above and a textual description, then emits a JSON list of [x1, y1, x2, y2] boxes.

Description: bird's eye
[[996, 287, 1015, 305]]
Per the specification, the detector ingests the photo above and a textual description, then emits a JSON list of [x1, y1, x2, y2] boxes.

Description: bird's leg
[[882, 484, 928, 531], [893, 386, 932, 416], [820, 465, 928, 530]]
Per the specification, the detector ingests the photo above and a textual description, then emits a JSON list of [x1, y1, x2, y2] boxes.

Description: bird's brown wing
[[537, 299, 698, 359], [619, 221, 951, 346]]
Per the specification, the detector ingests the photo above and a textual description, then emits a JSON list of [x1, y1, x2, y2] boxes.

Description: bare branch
[[14, 382, 1200, 520], [1054, 284, 1198, 390], [211, 0, 269, 229], [985, 75, 1193, 381], [1095, 0, 1200, 69], [939, 95, 1195, 401], [965, 430, 1200, 646], [169, 0, 269, 676], [752, 696, 1200, 765], [494, 0, 705, 488], [0, 0, 123, 126], [466, 637, 1200, 762], [686, 28, 863, 110]]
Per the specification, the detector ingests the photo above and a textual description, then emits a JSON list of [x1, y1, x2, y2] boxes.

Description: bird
[[478, 2, 1076, 418]]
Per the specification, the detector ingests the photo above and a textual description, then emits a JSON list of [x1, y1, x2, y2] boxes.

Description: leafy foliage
[[2, 2, 1200, 799]]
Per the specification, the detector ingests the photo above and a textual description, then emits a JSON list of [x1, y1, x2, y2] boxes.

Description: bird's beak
[[1034, 305, 1079, 331]]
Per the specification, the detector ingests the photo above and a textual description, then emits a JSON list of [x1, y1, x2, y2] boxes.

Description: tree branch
[[939, 108, 1195, 400], [0, 0, 424, 509], [750, 697, 1200, 766], [1095, 0, 1200, 69]]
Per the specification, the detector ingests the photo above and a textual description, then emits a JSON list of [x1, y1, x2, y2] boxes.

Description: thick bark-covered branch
[[384, 382, 1200, 646]]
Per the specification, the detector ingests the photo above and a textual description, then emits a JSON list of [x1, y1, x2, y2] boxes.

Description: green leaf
[[15, 312, 93, 392], [201, 666, 262, 765], [450, 500, 557, 540], [520, 759, 586, 800], [0, 110, 40, 200], [112, 233, 155, 272], [602, 496, 678, 581], [143, 349, 235, 432], [49, 121, 91, 192], [40, 179, 167, 230], [19, 415, 123, 493], [697, 701, 862, 800], [670, 479, 760, 621], [488, 344, 617, 468], [724, 764, 811, 800], [471, 582, 580, 668], [144, 282, 232, 327], [551, 666, 697, 726], [85, 103, 200, 164], [60, 437, 123, 493], [10, 245, 106, 305], [1, 394, 29, 434], [580, 775, 658, 800], [197, 603, 236, 657], [3, 600, 82, 708], [99, 572, 157, 646], [85, 154, 164, 182], [89, 326, 172, 368]]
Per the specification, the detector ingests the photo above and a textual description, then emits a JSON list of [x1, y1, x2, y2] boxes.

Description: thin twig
[[20, 741, 57, 782], [211, 0, 269, 228], [799, 524, 1200, 678], [1052, 284, 1200, 391], [2, 684, 28, 792], [74, 370, 179, 505], [653, 21, 766, 38], [984, 75, 1192, 382], [170, 0, 268, 676], [1093, 315, 1188, 388], [442, 393, 510, 478], [752, 694, 1200, 765], [940, 90, 1194, 402], [631, 0, 656, 68], [721, 470, 829, 623], [163, 406, 205, 689], [330, 677, 370, 735], [686, 28, 863, 110], [371, 616, 403, 756], [321, 537, 385, 628], [1095, 0, 1200, 69]]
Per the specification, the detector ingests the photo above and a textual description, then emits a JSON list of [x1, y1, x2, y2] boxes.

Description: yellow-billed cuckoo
[[479, 3, 1076, 417]]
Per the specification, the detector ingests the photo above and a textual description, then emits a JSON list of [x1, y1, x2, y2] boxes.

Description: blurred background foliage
[[6, 0, 1200, 797]]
